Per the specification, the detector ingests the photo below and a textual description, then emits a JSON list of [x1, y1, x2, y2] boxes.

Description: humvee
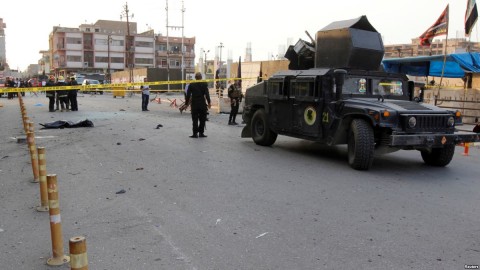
[[241, 16, 480, 170]]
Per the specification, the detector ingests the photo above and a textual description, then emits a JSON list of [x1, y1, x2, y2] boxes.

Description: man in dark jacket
[[185, 72, 211, 138], [56, 76, 68, 111], [45, 75, 56, 112], [68, 76, 79, 111]]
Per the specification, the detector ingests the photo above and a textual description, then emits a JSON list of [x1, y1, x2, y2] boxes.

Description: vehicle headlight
[[447, 116, 455, 127], [408, 116, 417, 128]]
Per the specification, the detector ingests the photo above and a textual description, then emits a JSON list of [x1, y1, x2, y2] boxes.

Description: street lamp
[[202, 49, 209, 77], [107, 35, 112, 83], [120, 2, 134, 84]]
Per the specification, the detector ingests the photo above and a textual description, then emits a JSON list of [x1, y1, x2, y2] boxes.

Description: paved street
[[1, 92, 479, 270]]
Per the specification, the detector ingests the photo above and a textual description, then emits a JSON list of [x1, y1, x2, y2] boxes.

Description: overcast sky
[[1, 0, 476, 71]]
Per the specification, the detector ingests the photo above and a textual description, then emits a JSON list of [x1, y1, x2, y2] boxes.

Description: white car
[[82, 79, 103, 94]]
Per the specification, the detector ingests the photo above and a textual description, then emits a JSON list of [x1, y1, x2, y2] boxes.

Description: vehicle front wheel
[[420, 145, 455, 167], [348, 119, 375, 170], [251, 109, 277, 146]]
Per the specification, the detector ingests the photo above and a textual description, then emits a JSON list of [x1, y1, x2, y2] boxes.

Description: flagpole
[[437, 34, 449, 99]]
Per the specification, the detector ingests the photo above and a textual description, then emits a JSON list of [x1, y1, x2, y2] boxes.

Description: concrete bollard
[[69, 236, 88, 270], [36, 147, 49, 212], [46, 174, 70, 266], [23, 116, 29, 134], [26, 130, 39, 183]]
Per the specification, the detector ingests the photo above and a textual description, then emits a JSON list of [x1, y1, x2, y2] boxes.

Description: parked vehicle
[[241, 16, 480, 170], [82, 79, 103, 94]]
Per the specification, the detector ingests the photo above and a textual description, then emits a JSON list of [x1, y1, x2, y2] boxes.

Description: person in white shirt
[[141, 77, 150, 111]]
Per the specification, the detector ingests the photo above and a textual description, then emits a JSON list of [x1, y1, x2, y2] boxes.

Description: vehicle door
[[291, 77, 322, 137], [267, 77, 293, 132]]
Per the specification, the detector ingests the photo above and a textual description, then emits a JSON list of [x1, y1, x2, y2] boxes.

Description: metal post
[[36, 147, 49, 212], [46, 174, 70, 266], [69, 236, 88, 270], [26, 129, 39, 183]]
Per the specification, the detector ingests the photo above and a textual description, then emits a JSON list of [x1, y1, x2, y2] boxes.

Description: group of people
[[45, 75, 79, 112]]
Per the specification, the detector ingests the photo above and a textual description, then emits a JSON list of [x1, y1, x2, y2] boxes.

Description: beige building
[[384, 38, 480, 58], [46, 20, 195, 82]]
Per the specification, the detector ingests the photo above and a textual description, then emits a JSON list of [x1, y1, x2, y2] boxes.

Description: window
[[342, 78, 367, 95], [156, 44, 167, 51], [111, 40, 124, 46], [269, 81, 283, 95], [295, 81, 314, 97], [95, 56, 109, 63], [373, 79, 403, 96], [135, 58, 153, 64], [66, 37, 82, 44], [135, 41, 153, 48], [67, 55, 81, 62], [95, 39, 108, 45], [111, 57, 124, 63]]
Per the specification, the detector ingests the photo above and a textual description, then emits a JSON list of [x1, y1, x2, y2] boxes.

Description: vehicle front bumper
[[390, 132, 480, 147]]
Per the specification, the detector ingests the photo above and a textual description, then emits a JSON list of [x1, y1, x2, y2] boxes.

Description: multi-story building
[[0, 18, 6, 71], [155, 35, 195, 78], [47, 19, 195, 82], [384, 38, 480, 58]]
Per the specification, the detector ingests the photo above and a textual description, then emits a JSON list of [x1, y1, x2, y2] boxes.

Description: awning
[[382, 52, 480, 78]]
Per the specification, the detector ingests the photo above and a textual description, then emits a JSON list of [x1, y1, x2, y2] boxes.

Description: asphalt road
[[1, 93, 479, 270]]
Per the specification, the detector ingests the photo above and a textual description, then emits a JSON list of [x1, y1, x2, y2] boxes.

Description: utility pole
[[166, 0, 185, 92], [120, 2, 134, 84], [202, 48, 209, 78]]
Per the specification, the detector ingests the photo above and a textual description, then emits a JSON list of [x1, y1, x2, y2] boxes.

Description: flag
[[419, 5, 449, 46], [465, 0, 478, 36], [237, 56, 242, 89]]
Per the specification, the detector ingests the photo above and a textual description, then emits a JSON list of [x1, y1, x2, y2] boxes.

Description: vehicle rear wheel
[[420, 145, 455, 167], [251, 109, 277, 146], [348, 119, 375, 170]]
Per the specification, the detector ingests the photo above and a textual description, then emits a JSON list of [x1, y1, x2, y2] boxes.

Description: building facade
[[384, 38, 480, 58], [47, 19, 195, 82], [0, 18, 6, 71]]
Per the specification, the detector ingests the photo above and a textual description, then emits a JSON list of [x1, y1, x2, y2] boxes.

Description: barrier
[[26, 129, 39, 183], [69, 236, 88, 270], [36, 147, 49, 212], [46, 174, 70, 266]]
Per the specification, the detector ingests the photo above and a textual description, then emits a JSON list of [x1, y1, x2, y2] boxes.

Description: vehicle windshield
[[372, 79, 403, 96], [340, 77, 404, 96]]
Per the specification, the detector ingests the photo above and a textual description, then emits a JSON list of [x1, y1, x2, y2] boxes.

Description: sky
[[1, 0, 477, 71]]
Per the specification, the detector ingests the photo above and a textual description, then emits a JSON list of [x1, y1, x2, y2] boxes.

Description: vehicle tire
[[420, 144, 455, 167], [251, 109, 277, 146], [348, 119, 375, 170]]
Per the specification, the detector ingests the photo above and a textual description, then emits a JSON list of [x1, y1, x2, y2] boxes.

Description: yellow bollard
[[69, 236, 89, 270], [26, 130, 39, 183], [46, 174, 70, 266], [36, 147, 49, 212], [23, 116, 29, 134]]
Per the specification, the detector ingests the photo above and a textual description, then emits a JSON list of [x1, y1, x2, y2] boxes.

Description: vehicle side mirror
[[334, 69, 347, 100]]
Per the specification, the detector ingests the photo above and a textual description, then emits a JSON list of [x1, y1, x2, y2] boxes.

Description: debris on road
[[116, 189, 126, 194]]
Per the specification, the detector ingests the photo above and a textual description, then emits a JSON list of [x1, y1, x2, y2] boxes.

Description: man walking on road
[[185, 72, 211, 138]]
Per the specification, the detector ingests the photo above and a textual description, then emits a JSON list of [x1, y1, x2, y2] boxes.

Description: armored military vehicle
[[241, 16, 480, 170]]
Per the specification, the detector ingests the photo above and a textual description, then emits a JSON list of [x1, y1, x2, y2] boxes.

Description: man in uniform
[[227, 81, 242, 125], [68, 76, 79, 111], [45, 75, 56, 112], [56, 76, 68, 111], [185, 72, 211, 138]]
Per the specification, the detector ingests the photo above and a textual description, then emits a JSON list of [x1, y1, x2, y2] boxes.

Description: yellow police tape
[[0, 77, 255, 94]]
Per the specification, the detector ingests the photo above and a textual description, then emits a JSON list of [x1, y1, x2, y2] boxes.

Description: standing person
[[185, 72, 211, 138], [68, 76, 79, 111], [45, 75, 56, 112], [227, 81, 242, 125], [6, 77, 15, 99], [56, 76, 68, 111], [141, 77, 150, 111]]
